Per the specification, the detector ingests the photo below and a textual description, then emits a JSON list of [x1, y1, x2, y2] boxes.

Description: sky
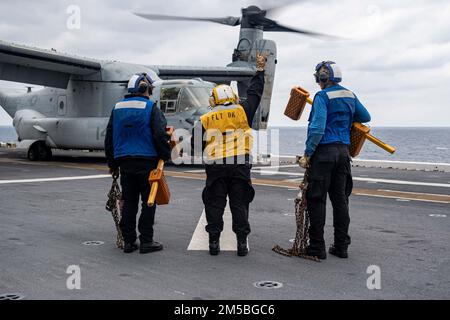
[[0, 0, 449, 127]]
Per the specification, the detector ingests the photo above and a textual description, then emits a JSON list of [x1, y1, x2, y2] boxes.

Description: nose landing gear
[[27, 141, 52, 161]]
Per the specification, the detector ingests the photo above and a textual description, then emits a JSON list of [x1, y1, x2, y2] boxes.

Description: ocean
[[0, 126, 17, 142], [1, 125, 449, 163], [269, 126, 450, 163]]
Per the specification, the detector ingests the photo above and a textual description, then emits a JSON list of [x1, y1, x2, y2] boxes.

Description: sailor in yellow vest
[[191, 53, 266, 256]]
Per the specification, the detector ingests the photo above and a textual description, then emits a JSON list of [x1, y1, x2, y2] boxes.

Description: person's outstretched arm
[[240, 70, 265, 127]]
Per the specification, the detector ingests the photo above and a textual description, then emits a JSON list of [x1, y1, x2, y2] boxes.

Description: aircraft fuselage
[[8, 75, 213, 152]]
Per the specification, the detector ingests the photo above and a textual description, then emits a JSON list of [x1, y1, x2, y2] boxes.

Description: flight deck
[[0, 148, 449, 300]]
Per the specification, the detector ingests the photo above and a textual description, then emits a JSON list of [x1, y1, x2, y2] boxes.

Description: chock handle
[[147, 159, 165, 207], [366, 134, 396, 154]]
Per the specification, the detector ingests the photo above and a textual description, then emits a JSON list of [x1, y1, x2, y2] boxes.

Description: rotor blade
[[263, 20, 341, 39], [134, 13, 240, 27], [264, 0, 305, 17]]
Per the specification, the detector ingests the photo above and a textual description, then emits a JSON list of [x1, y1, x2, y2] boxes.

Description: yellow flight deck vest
[[200, 104, 253, 162]]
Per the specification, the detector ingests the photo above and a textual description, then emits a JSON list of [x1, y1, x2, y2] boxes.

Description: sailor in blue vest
[[298, 61, 371, 260], [105, 73, 171, 254]]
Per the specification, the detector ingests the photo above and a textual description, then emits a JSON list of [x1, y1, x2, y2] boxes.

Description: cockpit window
[[178, 87, 212, 112], [160, 87, 180, 114]]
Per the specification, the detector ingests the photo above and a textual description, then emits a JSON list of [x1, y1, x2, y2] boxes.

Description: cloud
[[0, 0, 449, 126]]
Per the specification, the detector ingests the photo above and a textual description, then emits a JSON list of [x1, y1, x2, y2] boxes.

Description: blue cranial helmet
[[314, 61, 342, 83], [127, 73, 154, 94]]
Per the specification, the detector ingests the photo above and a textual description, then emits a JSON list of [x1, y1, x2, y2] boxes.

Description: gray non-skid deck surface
[[0, 149, 449, 299]]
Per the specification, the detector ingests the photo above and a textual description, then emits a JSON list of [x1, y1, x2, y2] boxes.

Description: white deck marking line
[[284, 178, 302, 183], [253, 169, 303, 174], [0, 174, 110, 184], [352, 177, 450, 188], [164, 171, 448, 204], [188, 203, 245, 251], [187, 209, 210, 251], [353, 193, 450, 204], [254, 170, 450, 188], [184, 169, 207, 173], [253, 164, 299, 169], [377, 189, 450, 197], [187, 166, 299, 173]]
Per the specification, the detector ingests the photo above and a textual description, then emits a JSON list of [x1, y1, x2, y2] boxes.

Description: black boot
[[209, 235, 220, 256], [306, 246, 327, 260], [237, 236, 248, 257], [123, 242, 139, 253], [139, 241, 163, 254], [329, 244, 348, 258]]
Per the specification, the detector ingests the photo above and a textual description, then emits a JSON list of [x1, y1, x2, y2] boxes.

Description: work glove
[[256, 52, 267, 71], [297, 154, 310, 169]]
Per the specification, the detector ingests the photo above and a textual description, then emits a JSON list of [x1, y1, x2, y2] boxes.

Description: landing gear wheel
[[27, 142, 52, 161], [27, 143, 40, 161]]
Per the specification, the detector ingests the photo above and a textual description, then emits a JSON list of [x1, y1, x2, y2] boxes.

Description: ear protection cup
[[138, 81, 149, 93], [128, 72, 154, 94], [319, 71, 329, 83], [314, 61, 342, 83], [314, 71, 328, 83], [209, 95, 216, 108], [209, 84, 239, 107]]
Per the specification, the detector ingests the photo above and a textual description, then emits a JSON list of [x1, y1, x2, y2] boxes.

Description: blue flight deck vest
[[315, 85, 356, 146], [112, 97, 157, 159]]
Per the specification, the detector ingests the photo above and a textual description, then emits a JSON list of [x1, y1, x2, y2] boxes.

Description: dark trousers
[[202, 164, 255, 241], [119, 159, 158, 244], [306, 144, 353, 253]]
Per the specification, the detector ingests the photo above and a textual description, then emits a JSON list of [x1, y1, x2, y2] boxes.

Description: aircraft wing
[[0, 40, 101, 89], [153, 65, 256, 84]]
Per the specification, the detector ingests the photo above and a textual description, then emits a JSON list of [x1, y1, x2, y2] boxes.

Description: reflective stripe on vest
[[200, 104, 253, 161], [326, 90, 355, 100], [114, 100, 147, 110]]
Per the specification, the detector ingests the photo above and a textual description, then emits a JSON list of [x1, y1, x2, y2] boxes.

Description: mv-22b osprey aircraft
[[0, 4, 333, 161]]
